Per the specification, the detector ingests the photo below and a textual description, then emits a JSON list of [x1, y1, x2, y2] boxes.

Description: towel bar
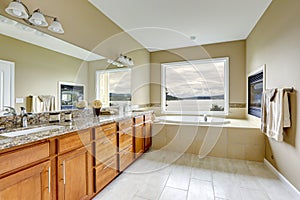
[[284, 87, 294, 92]]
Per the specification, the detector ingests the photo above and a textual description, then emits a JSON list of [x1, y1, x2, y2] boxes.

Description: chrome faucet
[[2, 106, 17, 128], [3, 106, 17, 116], [20, 107, 28, 128]]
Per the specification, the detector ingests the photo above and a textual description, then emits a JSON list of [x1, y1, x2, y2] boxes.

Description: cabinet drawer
[[118, 119, 132, 130], [58, 129, 91, 154], [134, 116, 144, 125], [119, 145, 134, 172], [95, 134, 117, 165], [119, 128, 133, 151], [94, 123, 116, 140], [144, 113, 152, 122], [94, 156, 118, 192], [0, 142, 50, 175], [135, 125, 144, 156], [145, 122, 152, 151]]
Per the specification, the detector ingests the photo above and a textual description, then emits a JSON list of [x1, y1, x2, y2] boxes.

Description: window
[[96, 69, 131, 107], [161, 57, 229, 115]]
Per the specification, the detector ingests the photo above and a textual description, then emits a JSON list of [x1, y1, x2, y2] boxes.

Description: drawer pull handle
[[101, 140, 110, 145], [103, 161, 114, 170], [48, 167, 51, 193], [62, 161, 66, 185], [104, 127, 113, 131]]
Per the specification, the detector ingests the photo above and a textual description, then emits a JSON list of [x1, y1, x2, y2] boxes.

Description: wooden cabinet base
[[119, 145, 134, 172], [57, 147, 91, 200], [0, 161, 51, 200], [94, 156, 118, 192]]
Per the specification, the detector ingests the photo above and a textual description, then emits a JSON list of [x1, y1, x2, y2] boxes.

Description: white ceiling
[[89, 0, 272, 52]]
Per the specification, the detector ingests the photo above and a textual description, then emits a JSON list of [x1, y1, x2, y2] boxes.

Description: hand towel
[[261, 89, 291, 142], [38, 95, 56, 112], [261, 89, 276, 134], [283, 91, 291, 128], [27, 95, 42, 113]]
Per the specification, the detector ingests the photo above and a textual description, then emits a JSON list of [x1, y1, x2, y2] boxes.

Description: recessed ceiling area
[[89, 0, 272, 52]]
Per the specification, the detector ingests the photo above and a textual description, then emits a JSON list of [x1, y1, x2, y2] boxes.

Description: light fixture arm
[[107, 54, 134, 68]]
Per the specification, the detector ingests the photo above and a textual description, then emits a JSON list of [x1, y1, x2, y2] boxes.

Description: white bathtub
[[154, 115, 230, 125]]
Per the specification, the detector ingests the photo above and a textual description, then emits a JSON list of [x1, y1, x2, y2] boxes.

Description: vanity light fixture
[[5, 0, 64, 34], [107, 54, 134, 67]]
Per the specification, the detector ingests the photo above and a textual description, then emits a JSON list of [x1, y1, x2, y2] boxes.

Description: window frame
[[96, 68, 132, 106], [161, 57, 229, 115]]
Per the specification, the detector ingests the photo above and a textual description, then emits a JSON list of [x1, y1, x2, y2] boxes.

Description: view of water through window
[[162, 58, 229, 114]]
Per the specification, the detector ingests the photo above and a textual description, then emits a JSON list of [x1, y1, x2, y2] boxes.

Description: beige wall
[[88, 49, 150, 105], [0, 34, 88, 111], [150, 40, 246, 117], [0, 0, 144, 59], [246, 0, 300, 190]]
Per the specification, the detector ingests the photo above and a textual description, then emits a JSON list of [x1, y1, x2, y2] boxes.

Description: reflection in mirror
[[0, 60, 14, 115], [96, 68, 131, 107], [59, 82, 84, 110], [0, 14, 104, 61]]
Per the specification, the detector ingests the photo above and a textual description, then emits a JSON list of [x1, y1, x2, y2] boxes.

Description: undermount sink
[[0, 125, 64, 138]]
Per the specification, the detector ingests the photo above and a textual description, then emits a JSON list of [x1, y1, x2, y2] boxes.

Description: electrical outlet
[[15, 98, 24, 104]]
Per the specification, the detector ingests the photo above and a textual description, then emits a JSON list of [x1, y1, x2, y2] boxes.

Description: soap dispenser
[[20, 107, 28, 128]]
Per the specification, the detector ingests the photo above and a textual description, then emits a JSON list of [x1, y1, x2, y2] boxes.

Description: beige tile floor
[[93, 150, 298, 200]]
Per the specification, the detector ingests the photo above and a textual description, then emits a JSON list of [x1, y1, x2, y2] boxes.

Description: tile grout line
[[210, 161, 218, 200], [157, 164, 172, 200], [185, 164, 193, 200]]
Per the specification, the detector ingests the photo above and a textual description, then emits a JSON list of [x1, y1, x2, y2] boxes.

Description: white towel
[[38, 95, 55, 112], [27, 96, 42, 113], [261, 89, 291, 142]]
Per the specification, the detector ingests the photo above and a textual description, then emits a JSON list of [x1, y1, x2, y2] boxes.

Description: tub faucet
[[203, 114, 208, 122]]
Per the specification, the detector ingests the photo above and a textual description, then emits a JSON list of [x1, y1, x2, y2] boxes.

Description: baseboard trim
[[264, 158, 300, 198]]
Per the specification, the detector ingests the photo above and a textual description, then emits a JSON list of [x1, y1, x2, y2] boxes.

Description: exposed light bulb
[[12, 9, 22, 17], [33, 19, 42, 26]]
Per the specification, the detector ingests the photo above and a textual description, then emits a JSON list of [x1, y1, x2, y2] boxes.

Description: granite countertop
[[0, 111, 153, 151]]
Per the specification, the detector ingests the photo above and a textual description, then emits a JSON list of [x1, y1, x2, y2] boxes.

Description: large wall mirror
[[0, 14, 105, 114]]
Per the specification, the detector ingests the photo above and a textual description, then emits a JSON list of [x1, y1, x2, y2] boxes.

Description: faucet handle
[[20, 107, 27, 114]]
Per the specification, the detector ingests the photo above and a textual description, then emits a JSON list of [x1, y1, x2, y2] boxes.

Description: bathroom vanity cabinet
[[134, 115, 145, 159], [0, 142, 51, 200], [144, 113, 152, 152], [57, 128, 93, 200], [117, 118, 134, 172], [93, 123, 118, 193], [0, 113, 153, 199]]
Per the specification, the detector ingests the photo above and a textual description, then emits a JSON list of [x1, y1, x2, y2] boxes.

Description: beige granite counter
[[0, 111, 153, 151]]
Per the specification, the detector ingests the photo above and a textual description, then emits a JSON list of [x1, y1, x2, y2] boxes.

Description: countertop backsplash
[[0, 108, 94, 129]]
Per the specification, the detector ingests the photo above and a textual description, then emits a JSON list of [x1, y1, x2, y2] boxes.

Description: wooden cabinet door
[[144, 122, 152, 151], [0, 161, 51, 200], [134, 125, 144, 158], [58, 147, 89, 200]]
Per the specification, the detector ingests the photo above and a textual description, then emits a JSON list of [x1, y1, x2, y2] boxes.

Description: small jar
[[49, 112, 60, 123], [64, 112, 72, 122]]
